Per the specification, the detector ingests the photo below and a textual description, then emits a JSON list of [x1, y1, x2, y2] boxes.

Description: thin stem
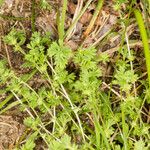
[[121, 105, 128, 150], [58, 0, 68, 40]]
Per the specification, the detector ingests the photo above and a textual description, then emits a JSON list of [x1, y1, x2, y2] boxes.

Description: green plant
[[113, 0, 128, 10], [1, 22, 150, 149], [57, 0, 68, 40], [1, 1, 150, 149], [40, 0, 51, 10], [134, 9, 150, 87], [20, 132, 38, 150], [0, 0, 4, 6]]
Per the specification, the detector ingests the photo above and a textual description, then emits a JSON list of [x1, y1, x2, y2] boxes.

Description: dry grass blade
[[83, 0, 104, 37]]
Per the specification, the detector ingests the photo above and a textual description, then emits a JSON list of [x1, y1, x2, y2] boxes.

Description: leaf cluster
[[1, 29, 149, 150]]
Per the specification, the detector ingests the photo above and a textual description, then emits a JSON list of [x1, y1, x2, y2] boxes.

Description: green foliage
[[24, 117, 41, 130], [73, 47, 102, 97], [97, 53, 110, 63], [3, 29, 26, 52], [48, 134, 78, 150], [0, 0, 4, 6], [1, 27, 149, 149], [113, 0, 128, 10], [1, 0, 149, 149], [21, 132, 38, 150], [48, 40, 72, 70], [40, 0, 51, 10], [113, 61, 138, 93], [0, 60, 13, 83], [134, 139, 148, 150]]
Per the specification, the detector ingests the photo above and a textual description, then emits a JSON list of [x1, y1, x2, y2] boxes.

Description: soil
[[0, 115, 25, 149]]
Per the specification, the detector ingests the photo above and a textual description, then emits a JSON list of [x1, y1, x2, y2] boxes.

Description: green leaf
[[113, 61, 138, 92], [24, 117, 40, 130], [134, 139, 148, 150], [21, 132, 38, 150], [48, 134, 78, 150], [48, 40, 72, 70], [40, 0, 51, 10], [3, 29, 26, 46]]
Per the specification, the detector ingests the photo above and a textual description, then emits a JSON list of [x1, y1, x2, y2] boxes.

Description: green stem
[[134, 9, 150, 87], [58, 0, 68, 40], [121, 105, 128, 150], [93, 107, 110, 150], [93, 114, 101, 149], [95, 119, 110, 150]]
